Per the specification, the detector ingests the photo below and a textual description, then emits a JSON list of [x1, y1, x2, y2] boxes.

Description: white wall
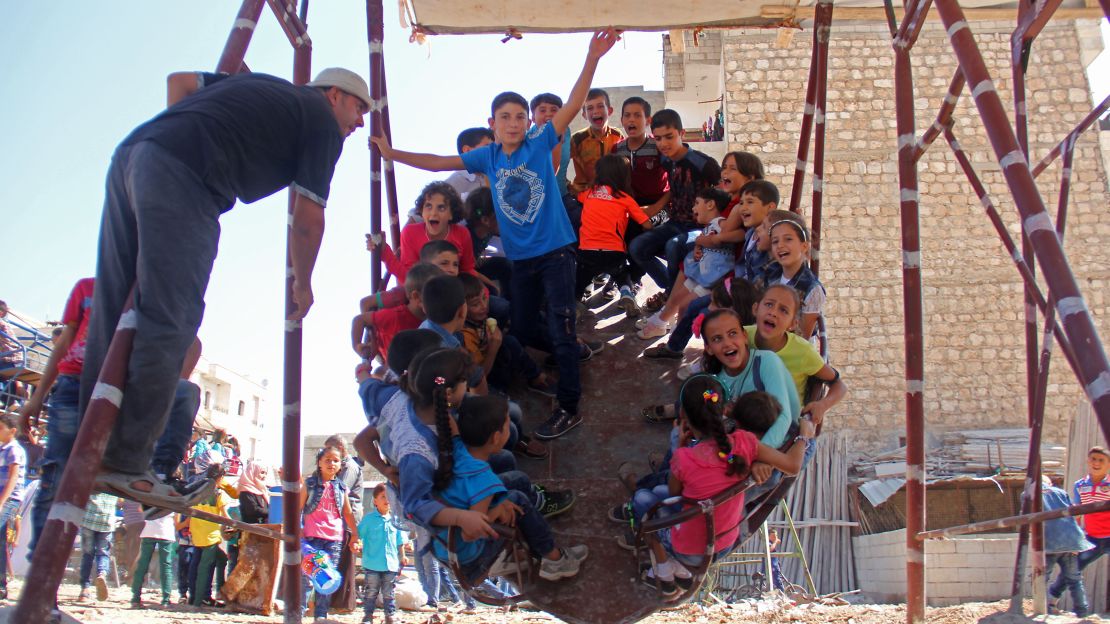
[[853, 529, 1021, 607]]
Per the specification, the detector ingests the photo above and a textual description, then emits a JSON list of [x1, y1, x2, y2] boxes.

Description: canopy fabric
[[403, 0, 1030, 34]]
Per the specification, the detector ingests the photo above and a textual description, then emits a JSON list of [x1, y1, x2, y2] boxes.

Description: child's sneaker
[[608, 503, 633, 524], [618, 287, 640, 318], [636, 316, 669, 340], [676, 359, 702, 381], [536, 486, 576, 518], [539, 549, 584, 581], [564, 543, 589, 563]]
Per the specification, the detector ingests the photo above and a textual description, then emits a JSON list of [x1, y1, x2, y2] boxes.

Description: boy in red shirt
[[352, 263, 442, 362], [1070, 446, 1110, 570]]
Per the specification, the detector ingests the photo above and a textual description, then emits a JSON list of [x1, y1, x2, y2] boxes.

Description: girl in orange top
[[575, 154, 653, 317]]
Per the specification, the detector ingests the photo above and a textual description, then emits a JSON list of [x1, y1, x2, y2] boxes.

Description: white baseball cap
[[307, 67, 372, 108]]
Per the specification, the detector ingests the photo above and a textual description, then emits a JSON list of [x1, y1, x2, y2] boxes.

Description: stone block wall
[[854, 529, 1019, 606], [701, 19, 1110, 454]]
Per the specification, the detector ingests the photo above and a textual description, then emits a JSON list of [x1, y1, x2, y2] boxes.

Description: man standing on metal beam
[[80, 67, 371, 507]]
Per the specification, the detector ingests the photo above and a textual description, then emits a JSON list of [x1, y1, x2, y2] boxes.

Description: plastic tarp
[[403, 0, 1031, 34]]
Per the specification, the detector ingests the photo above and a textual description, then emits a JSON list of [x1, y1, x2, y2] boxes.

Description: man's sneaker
[[642, 345, 683, 359], [539, 549, 584, 581], [537, 487, 576, 518], [534, 408, 583, 440], [618, 288, 641, 318], [95, 574, 109, 601]]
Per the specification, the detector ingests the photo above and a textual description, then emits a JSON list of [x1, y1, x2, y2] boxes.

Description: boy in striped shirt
[[1072, 446, 1110, 570]]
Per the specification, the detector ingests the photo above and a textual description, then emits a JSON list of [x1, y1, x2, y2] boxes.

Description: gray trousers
[[79, 141, 222, 474]]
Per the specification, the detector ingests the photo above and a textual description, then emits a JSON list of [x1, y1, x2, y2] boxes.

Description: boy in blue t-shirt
[[372, 29, 619, 440]]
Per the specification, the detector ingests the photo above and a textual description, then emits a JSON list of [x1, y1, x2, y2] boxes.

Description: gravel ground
[[0, 580, 1104, 624]]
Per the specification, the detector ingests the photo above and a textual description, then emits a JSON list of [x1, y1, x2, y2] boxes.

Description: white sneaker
[[539, 548, 584, 581], [636, 317, 669, 340], [676, 360, 703, 381]]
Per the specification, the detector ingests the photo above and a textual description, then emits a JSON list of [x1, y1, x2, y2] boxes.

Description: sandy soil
[[0, 580, 1104, 624]]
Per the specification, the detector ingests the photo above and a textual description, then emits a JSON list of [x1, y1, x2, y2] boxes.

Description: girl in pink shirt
[[368, 181, 482, 284], [642, 375, 813, 601], [299, 446, 361, 620]]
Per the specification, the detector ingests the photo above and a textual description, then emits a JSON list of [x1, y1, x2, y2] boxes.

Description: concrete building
[[190, 355, 268, 462]]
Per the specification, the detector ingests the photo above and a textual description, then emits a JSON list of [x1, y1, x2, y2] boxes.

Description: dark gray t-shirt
[[123, 72, 343, 211]]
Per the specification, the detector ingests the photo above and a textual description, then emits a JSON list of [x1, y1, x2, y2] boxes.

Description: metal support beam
[[13, 296, 137, 622], [787, 20, 822, 214], [919, 499, 1110, 540], [216, 0, 266, 74], [892, 2, 932, 622], [368, 0, 385, 291], [808, 0, 833, 277]]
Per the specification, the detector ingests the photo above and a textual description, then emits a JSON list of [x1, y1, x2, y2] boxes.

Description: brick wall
[[853, 529, 1020, 606], [695, 19, 1110, 454]]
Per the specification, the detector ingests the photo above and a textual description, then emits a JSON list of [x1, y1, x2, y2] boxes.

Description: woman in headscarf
[[235, 461, 270, 524]]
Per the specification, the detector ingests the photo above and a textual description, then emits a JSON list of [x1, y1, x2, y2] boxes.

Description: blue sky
[[1, 3, 664, 460], [2, 5, 1105, 462]]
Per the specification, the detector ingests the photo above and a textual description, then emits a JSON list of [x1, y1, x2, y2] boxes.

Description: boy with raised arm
[[372, 30, 620, 440]]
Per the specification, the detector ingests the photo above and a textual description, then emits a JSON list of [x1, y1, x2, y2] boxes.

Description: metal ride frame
[[10, 0, 1110, 621]]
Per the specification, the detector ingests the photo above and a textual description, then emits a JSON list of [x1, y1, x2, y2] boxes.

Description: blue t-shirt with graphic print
[[460, 123, 576, 261]]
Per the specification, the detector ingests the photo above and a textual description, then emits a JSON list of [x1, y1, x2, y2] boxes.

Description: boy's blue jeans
[[628, 221, 699, 292], [667, 295, 711, 352], [29, 374, 81, 556], [458, 489, 555, 584], [363, 569, 398, 617], [509, 246, 579, 414], [489, 334, 542, 391], [79, 528, 114, 588], [1047, 552, 1090, 616]]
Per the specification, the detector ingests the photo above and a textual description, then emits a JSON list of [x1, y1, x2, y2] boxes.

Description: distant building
[[190, 356, 268, 462]]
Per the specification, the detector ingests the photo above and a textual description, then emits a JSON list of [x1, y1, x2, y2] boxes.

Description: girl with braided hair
[[636, 374, 814, 601]]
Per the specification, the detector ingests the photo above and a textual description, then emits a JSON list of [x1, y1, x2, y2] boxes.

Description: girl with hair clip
[[635, 374, 813, 601], [299, 445, 361, 621], [763, 216, 825, 340], [575, 154, 653, 317]]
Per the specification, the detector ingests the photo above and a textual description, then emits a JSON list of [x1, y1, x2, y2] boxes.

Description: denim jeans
[[131, 538, 176, 602], [0, 500, 20, 586], [301, 537, 343, 617], [438, 564, 476, 608], [478, 256, 514, 301], [151, 380, 201, 478], [457, 489, 554, 584], [1048, 552, 1090, 616], [667, 295, 711, 352], [509, 246, 579, 414], [632, 484, 677, 523], [29, 374, 80, 556], [488, 335, 542, 392], [177, 544, 195, 599], [363, 569, 398, 616], [79, 528, 114, 587], [1077, 534, 1110, 571], [414, 529, 440, 606], [628, 221, 699, 291], [80, 141, 222, 474], [575, 249, 632, 299]]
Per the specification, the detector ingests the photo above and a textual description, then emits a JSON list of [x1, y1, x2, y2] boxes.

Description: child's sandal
[[641, 405, 675, 423]]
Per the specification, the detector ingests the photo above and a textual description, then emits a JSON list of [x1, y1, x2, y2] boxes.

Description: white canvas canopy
[[401, 0, 1042, 34]]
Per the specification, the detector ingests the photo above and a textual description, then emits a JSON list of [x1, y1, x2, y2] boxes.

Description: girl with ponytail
[[636, 374, 814, 601]]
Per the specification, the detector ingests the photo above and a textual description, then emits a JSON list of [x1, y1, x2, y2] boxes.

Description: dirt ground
[[0, 580, 1104, 624]]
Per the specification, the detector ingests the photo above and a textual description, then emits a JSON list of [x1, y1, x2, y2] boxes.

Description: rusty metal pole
[[892, 2, 931, 622], [787, 23, 822, 214], [934, 0, 1110, 431], [808, 0, 833, 278], [13, 297, 137, 622], [216, 0, 266, 74], [918, 498, 1110, 540], [379, 67, 403, 253], [367, 0, 386, 292], [278, 1, 312, 621]]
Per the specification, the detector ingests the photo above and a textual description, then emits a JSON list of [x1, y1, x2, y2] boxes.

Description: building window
[[237, 400, 245, 416], [204, 391, 211, 409]]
